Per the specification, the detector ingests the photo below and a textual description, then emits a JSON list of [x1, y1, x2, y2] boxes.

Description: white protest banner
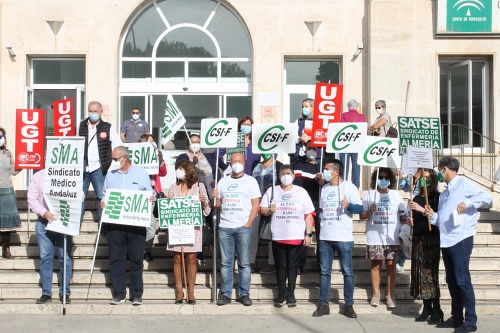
[[160, 93, 186, 146], [326, 122, 368, 153], [44, 137, 85, 236], [398, 116, 442, 152], [402, 147, 434, 175], [123, 142, 160, 175], [102, 189, 152, 227], [200, 118, 238, 148], [157, 196, 203, 245], [358, 136, 401, 168], [251, 123, 298, 154]]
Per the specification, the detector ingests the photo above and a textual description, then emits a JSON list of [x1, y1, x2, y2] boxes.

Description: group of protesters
[[0, 98, 491, 333]]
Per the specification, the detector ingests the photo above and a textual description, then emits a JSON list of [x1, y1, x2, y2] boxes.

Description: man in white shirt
[[212, 153, 261, 306]]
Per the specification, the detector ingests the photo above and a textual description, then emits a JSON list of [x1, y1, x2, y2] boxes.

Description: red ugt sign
[[53, 97, 75, 136], [15, 109, 45, 169], [311, 83, 343, 147]]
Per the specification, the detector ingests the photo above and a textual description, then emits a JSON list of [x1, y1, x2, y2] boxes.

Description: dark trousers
[[272, 241, 302, 296], [441, 236, 476, 326], [107, 223, 146, 298]]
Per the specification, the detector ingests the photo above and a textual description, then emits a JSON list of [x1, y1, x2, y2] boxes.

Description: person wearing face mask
[[293, 140, 324, 273], [176, 133, 213, 197], [167, 160, 211, 305], [360, 167, 407, 310], [212, 153, 261, 306], [138, 134, 167, 262], [424, 157, 492, 333], [293, 98, 322, 164], [339, 99, 366, 188], [238, 116, 261, 175], [260, 165, 315, 307], [0, 127, 22, 259], [120, 108, 150, 143], [368, 100, 392, 137], [100, 146, 155, 306], [250, 153, 282, 274], [78, 101, 122, 227], [405, 169, 443, 324], [312, 159, 363, 318]]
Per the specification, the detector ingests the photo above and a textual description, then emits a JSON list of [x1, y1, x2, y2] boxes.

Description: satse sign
[[252, 123, 298, 154], [15, 109, 45, 169], [200, 118, 238, 148], [53, 98, 75, 136], [311, 83, 343, 147]]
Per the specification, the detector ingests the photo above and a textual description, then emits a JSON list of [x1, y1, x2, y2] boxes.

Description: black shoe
[[274, 293, 287, 307], [132, 296, 143, 306], [454, 323, 477, 333], [240, 295, 253, 306], [428, 308, 444, 325], [59, 295, 71, 304], [312, 303, 330, 317], [36, 295, 52, 304], [216, 295, 231, 306], [174, 292, 184, 305], [197, 252, 206, 261], [344, 304, 357, 318], [144, 252, 153, 262], [436, 317, 462, 329], [286, 293, 297, 307], [187, 300, 196, 305], [109, 294, 126, 305]]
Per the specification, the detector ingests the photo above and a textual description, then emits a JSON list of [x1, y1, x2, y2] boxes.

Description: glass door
[[447, 60, 472, 148]]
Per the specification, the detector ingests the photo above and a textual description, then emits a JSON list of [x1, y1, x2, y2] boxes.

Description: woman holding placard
[[293, 98, 315, 164], [260, 165, 315, 307], [238, 116, 261, 175], [360, 167, 407, 309], [407, 169, 443, 324], [167, 160, 211, 305]]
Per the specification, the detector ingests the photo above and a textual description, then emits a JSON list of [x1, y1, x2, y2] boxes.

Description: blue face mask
[[377, 179, 391, 189], [240, 125, 251, 135], [302, 107, 311, 117], [323, 169, 332, 182], [89, 113, 100, 122]]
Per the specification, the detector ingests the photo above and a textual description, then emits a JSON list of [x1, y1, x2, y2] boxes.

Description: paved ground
[[2, 314, 498, 333]]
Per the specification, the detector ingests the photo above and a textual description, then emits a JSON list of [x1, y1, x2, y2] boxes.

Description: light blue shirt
[[430, 175, 492, 248], [102, 164, 154, 198]]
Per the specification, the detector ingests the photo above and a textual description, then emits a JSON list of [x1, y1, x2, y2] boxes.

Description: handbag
[[384, 122, 399, 138], [259, 214, 272, 242], [153, 191, 166, 218]]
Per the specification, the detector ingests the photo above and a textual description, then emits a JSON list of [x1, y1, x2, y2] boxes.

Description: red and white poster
[[53, 97, 75, 136], [311, 83, 343, 147], [15, 109, 45, 169]]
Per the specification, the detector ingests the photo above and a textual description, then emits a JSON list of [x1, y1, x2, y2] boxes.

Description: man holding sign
[[212, 153, 261, 306], [100, 146, 155, 306]]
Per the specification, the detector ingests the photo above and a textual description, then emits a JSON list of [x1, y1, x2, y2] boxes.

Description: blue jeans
[[81, 168, 105, 223], [398, 247, 406, 266], [339, 153, 360, 188], [35, 218, 73, 296], [318, 240, 354, 305], [441, 236, 476, 326], [107, 223, 146, 297], [219, 226, 252, 298]]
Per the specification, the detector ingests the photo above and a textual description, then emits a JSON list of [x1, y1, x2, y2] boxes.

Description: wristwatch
[[306, 233, 313, 237]]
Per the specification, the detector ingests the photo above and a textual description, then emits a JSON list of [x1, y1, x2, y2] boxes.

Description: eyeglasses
[[375, 106, 383, 110], [132, 112, 140, 115], [0, 135, 5, 139], [378, 176, 390, 180], [112, 156, 124, 162]]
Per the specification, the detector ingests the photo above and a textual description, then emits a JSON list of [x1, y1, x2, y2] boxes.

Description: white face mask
[[376, 108, 383, 115], [190, 143, 201, 153], [176, 169, 186, 180], [110, 159, 122, 171], [0, 138, 5, 147], [280, 174, 293, 186], [132, 114, 140, 120], [231, 162, 244, 174]]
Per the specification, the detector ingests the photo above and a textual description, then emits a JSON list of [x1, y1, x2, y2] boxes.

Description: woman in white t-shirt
[[261, 165, 315, 307], [360, 167, 406, 309]]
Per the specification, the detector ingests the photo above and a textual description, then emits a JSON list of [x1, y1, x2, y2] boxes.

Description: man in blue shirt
[[427, 156, 491, 333], [120, 107, 150, 143], [101, 146, 155, 306]]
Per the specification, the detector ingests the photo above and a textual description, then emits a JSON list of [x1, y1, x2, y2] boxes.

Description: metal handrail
[[435, 124, 500, 183]]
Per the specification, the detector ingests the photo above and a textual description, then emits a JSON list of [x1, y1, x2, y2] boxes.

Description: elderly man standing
[[212, 152, 261, 306], [426, 156, 491, 333], [120, 107, 150, 143], [101, 146, 155, 306], [79, 101, 122, 223]]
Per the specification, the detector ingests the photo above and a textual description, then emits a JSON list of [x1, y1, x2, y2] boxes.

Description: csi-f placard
[[358, 136, 401, 169], [200, 118, 238, 148], [326, 122, 367, 153], [252, 123, 298, 154]]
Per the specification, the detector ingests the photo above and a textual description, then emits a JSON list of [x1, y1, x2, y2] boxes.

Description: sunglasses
[[132, 112, 140, 114], [0, 135, 5, 139], [378, 176, 390, 180], [375, 106, 383, 110], [112, 156, 124, 162]]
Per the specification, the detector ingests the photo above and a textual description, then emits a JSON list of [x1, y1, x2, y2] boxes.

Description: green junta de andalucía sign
[[447, 0, 492, 32]]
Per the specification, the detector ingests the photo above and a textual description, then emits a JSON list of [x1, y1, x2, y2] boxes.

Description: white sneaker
[[370, 294, 380, 306], [386, 296, 397, 309], [396, 265, 405, 273]]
